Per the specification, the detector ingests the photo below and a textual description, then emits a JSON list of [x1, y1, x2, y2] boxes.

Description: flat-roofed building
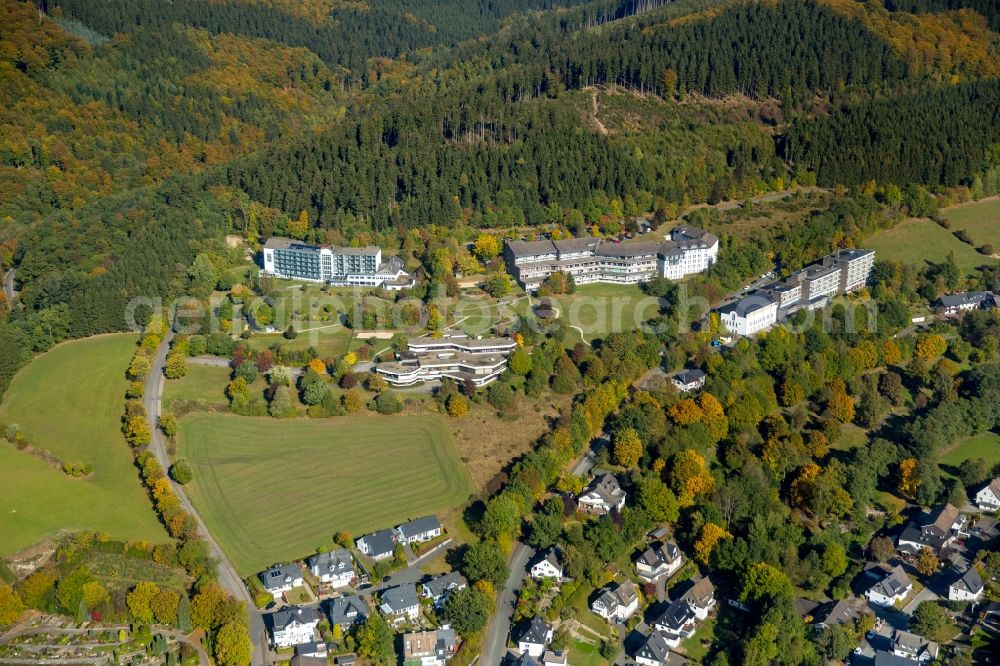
[[262, 237, 411, 288], [375, 333, 516, 387]]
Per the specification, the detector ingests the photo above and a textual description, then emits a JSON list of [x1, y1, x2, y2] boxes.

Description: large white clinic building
[[262, 237, 412, 289], [503, 225, 719, 290], [717, 248, 875, 336]]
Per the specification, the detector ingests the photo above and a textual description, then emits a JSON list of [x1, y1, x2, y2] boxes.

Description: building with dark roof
[[578, 473, 627, 515], [356, 528, 397, 561], [307, 548, 355, 588], [396, 515, 443, 544], [502, 226, 719, 290], [863, 564, 912, 607], [517, 617, 553, 658], [897, 503, 967, 555], [326, 595, 370, 630], [635, 541, 683, 580], [268, 606, 321, 649], [948, 567, 985, 601]]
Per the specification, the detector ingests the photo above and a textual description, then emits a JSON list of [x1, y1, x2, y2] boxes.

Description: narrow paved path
[[2, 268, 15, 304], [145, 330, 270, 666], [482, 543, 534, 665]]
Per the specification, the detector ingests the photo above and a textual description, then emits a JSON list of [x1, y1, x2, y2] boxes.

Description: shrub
[[372, 392, 403, 415], [63, 462, 93, 477], [170, 460, 194, 485]]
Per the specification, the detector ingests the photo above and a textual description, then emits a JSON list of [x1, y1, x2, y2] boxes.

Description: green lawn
[[177, 413, 473, 575], [163, 364, 231, 407], [569, 639, 610, 666], [866, 217, 987, 274], [535, 283, 660, 342], [0, 335, 166, 555], [942, 197, 1000, 248], [939, 431, 1000, 474], [683, 617, 716, 661], [832, 423, 868, 452]]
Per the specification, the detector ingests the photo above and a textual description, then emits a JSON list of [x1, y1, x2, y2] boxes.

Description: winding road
[[145, 330, 270, 666], [3, 268, 15, 304], [482, 543, 534, 665]]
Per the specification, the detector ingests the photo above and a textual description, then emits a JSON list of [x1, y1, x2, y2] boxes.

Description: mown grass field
[[939, 431, 1000, 474], [163, 364, 231, 407], [942, 197, 1000, 249], [866, 217, 986, 274], [177, 413, 473, 575], [0, 335, 166, 555]]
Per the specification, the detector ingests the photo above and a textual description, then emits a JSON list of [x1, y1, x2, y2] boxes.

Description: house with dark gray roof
[[863, 564, 912, 607], [948, 567, 985, 601], [529, 549, 563, 580], [591, 580, 640, 623], [379, 583, 420, 625], [671, 368, 706, 392], [356, 528, 397, 561], [636, 541, 683, 580], [891, 629, 939, 662], [395, 515, 443, 544], [897, 503, 967, 555], [635, 631, 675, 666], [810, 597, 867, 629], [578, 473, 626, 515], [651, 599, 697, 647], [325, 595, 369, 630], [517, 617, 552, 658], [268, 606, 320, 649], [307, 548, 355, 588], [935, 291, 992, 315], [975, 477, 1000, 511], [421, 571, 467, 607], [260, 563, 303, 595], [679, 577, 716, 619]]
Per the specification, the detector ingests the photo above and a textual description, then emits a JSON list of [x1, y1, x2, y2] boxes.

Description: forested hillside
[[2, 0, 1000, 397]]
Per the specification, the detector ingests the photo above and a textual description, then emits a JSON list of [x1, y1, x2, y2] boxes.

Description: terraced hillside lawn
[[178, 413, 473, 575], [0, 335, 166, 555], [866, 217, 986, 274]]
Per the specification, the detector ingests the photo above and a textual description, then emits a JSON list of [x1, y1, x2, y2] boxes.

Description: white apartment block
[[503, 225, 718, 290], [375, 334, 517, 387], [718, 249, 874, 336], [262, 237, 412, 289]]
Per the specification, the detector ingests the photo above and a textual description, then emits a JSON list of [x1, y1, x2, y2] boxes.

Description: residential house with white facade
[[421, 571, 467, 607], [260, 564, 303, 595], [396, 515, 443, 544], [635, 541, 683, 581], [717, 294, 779, 337], [517, 617, 553, 658], [326, 595, 370, 632], [891, 630, 939, 662], [897, 503, 968, 555], [948, 568, 985, 602], [671, 369, 706, 392], [578, 473, 626, 515], [356, 529, 397, 561], [529, 549, 564, 581], [591, 581, 639, 623], [268, 606, 321, 649], [680, 577, 716, 620], [935, 292, 993, 316], [863, 564, 913, 607], [635, 631, 675, 666], [379, 584, 421, 625], [651, 599, 698, 648], [975, 478, 1000, 511], [307, 549, 355, 588]]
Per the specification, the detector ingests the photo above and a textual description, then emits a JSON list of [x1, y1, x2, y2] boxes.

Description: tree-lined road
[[482, 543, 534, 666], [145, 330, 270, 666]]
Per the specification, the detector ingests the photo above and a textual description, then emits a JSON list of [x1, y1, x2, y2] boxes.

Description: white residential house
[[518, 617, 553, 658], [578, 473, 627, 515], [891, 630, 939, 662], [260, 564, 303, 595], [379, 584, 420, 625], [651, 600, 698, 648], [975, 478, 1000, 511], [401, 628, 456, 666], [635, 631, 674, 666], [326, 595, 369, 631], [395, 516, 443, 544], [635, 541, 683, 580], [680, 577, 716, 620], [421, 571, 467, 607], [863, 564, 912, 607], [268, 606, 320, 649], [591, 580, 640, 623], [307, 549, 355, 588], [897, 503, 968, 555], [529, 549, 563, 580], [948, 568, 985, 602], [671, 369, 706, 392], [356, 529, 397, 561]]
